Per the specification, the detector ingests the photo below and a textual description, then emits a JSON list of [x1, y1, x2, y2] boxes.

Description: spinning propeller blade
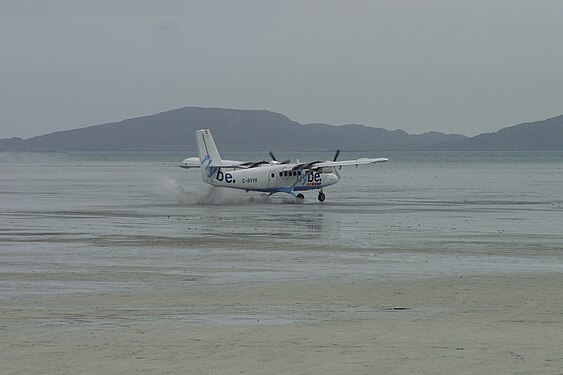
[[269, 151, 277, 161], [333, 149, 341, 162], [269, 151, 290, 164]]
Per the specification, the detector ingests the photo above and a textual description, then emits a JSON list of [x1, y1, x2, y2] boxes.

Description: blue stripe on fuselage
[[246, 185, 325, 193]]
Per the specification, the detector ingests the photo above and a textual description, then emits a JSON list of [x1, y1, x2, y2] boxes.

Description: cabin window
[[292, 171, 297, 176], [297, 171, 302, 176], [284, 171, 288, 177], [279, 172, 283, 177], [270, 173, 275, 178]]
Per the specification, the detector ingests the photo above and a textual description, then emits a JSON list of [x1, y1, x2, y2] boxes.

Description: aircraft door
[[268, 171, 277, 188]]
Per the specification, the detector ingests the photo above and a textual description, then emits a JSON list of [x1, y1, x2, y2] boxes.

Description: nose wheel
[[317, 192, 326, 202], [296, 193, 305, 202]]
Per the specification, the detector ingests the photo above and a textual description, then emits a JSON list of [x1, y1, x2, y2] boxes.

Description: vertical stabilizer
[[195, 129, 222, 182]]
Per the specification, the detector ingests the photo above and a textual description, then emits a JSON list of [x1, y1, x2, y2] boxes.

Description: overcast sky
[[2, 0, 563, 138]]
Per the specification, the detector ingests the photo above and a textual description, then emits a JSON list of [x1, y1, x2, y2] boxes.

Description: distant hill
[[1, 107, 561, 151], [441, 115, 563, 151], [0, 107, 466, 152]]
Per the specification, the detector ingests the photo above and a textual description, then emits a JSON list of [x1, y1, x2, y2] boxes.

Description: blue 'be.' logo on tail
[[201, 154, 215, 178]]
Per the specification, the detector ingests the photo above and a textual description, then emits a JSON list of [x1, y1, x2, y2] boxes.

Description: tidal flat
[[1, 152, 562, 374]]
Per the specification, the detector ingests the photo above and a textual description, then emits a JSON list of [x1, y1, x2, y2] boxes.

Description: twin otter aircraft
[[180, 129, 388, 202]]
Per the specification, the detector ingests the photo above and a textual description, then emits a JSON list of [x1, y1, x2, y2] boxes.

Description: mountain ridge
[[1, 107, 561, 151]]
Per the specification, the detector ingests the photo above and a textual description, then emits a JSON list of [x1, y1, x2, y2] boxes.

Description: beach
[[1, 152, 562, 374], [2, 268, 563, 374]]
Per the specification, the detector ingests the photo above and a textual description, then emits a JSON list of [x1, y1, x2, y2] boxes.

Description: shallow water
[[1, 152, 562, 298]]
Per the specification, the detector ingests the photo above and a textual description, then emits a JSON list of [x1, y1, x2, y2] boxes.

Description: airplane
[[179, 129, 388, 202]]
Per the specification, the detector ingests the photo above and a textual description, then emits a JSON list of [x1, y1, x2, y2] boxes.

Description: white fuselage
[[181, 128, 387, 201], [203, 164, 339, 193]]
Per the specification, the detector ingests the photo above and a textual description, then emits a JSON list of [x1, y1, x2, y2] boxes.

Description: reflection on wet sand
[[1, 155, 563, 373]]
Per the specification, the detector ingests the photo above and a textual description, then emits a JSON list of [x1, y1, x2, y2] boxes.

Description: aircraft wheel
[[317, 192, 326, 202], [296, 193, 305, 202]]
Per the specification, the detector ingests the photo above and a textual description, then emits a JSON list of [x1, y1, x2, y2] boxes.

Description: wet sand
[[2, 266, 563, 374], [2, 155, 563, 373]]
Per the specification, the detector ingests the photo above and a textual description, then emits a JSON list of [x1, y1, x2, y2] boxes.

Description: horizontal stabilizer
[[179, 157, 246, 169]]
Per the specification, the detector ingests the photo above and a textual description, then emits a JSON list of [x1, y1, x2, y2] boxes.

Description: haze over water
[[1, 151, 562, 298]]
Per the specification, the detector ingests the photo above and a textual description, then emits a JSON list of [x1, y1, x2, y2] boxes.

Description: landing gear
[[296, 193, 305, 202], [317, 192, 326, 202]]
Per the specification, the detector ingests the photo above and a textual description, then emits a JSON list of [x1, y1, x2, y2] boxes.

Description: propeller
[[269, 151, 290, 164], [333, 149, 343, 173], [269, 151, 277, 161], [333, 149, 341, 162]]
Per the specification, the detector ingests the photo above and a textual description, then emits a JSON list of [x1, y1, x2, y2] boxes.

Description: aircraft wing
[[310, 157, 388, 169], [178, 157, 247, 169]]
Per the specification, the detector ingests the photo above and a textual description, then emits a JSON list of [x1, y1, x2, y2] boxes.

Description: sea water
[[1, 151, 562, 298]]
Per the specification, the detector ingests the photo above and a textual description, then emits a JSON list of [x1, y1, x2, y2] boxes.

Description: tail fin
[[195, 129, 222, 182]]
